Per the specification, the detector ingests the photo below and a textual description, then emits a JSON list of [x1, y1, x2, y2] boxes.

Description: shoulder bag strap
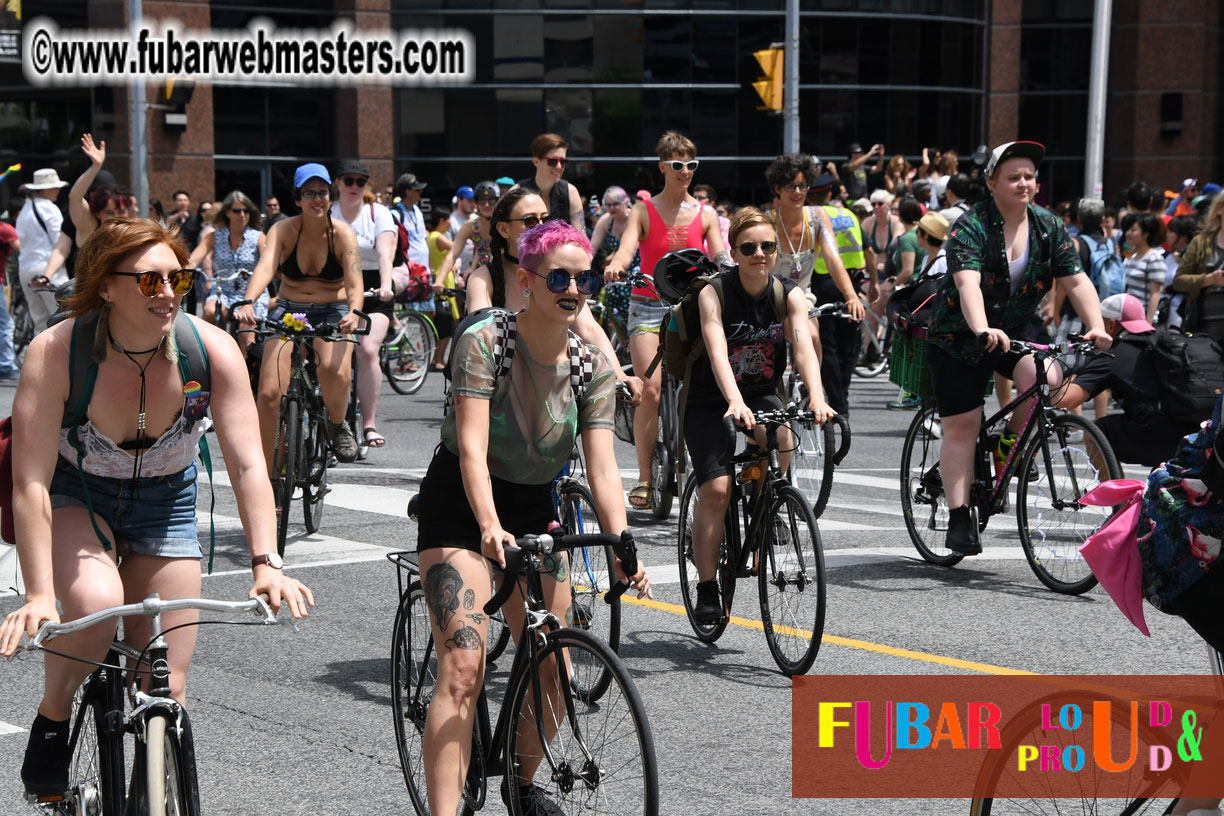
[[173, 313, 215, 571]]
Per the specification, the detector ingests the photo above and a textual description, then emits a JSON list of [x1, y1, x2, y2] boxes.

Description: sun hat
[[917, 211, 950, 242], [1099, 293, 1156, 334], [984, 141, 1045, 178], [20, 168, 69, 192], [293, 163, 331, 189]]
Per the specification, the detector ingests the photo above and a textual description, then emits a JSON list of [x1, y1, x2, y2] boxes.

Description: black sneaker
[[945, 506, 981, 556], [694, 580, 722, 624], [501, 779, 566, 816], [329, 422, 359, 464], [21, 713, 71, 797]]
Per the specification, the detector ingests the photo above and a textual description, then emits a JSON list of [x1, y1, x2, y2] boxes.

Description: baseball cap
[[456, 186, 474, 199], [1182, 178, 1198, 190], [495, 176, 515, 187], [1099, 294, 1155, 334], [984, 141, 1045, 178], [335, 159, 369, 180], [848, 142, 864, 154], [397, 172, 427, 191], [293, 162, 331, 189], [1201, 183, 1221, 198]]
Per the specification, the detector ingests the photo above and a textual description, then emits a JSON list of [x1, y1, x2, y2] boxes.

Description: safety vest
[[814, 204, 866, 274]]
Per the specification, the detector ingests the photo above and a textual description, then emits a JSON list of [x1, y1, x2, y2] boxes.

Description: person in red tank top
[[605, 131, 728, 510]]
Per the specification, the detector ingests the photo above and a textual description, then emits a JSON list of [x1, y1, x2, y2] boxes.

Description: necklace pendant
[[137, 412, 146, 432]]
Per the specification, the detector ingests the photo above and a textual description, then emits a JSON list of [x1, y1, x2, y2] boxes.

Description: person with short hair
[[0, 217, 313, 799], [16, 168, 69, 333], [391, 171, 431, 270], [840, 142, 883, 200], [515, 133, 586, 231], [263, 196, 286, 232], [938, 173, 973, 226], [1122, 212, 1167, 325], [435, 181, 498, 287]]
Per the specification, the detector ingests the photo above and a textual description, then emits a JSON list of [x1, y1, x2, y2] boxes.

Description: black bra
[[279, 214, 345, 282]]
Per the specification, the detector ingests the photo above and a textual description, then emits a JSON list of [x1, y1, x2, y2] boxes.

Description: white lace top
[[59, 412, 210, 479]]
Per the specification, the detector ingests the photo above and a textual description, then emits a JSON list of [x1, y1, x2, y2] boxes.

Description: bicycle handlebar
[[718, 406, 820, 466], [28, 594, 276, 649], [976, 333, 1104, 358], [807, 301, 857, 320], [829, 413, 853, 466], [250, 310, 372, 338], [483, 529, 640, 616]]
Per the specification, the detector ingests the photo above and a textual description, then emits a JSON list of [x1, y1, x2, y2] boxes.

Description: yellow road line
[[620, 594, 1036, 676]]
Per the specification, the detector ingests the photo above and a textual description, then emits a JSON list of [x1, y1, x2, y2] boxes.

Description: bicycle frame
[[722, 425, 794, 582]]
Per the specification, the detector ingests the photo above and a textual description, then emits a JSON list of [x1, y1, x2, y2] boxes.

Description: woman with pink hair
[[412, 220, 651, 815]]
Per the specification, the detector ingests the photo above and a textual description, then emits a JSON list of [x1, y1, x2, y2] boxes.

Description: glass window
[[818, 20, 858, 85], [643, 17, 692, 82], [1018, 95, 1088, 158], [692, 18, 738, 83], [1020, 26, 1091, 91], [592, 89, 643, 157], [1022, 0, 1092, 22]]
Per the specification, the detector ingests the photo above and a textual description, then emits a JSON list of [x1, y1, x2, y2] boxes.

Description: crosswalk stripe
[[0, 721, 24, 736]]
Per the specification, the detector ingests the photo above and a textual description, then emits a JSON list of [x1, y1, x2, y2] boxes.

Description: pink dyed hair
[[517, 220, 592, 271]]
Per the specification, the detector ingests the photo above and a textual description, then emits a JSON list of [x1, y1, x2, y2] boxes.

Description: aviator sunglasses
[[667, 160, 700, 172], [113, 268, 196, 297], [532, 267, 601, 296], [736, 241, 778, 256]]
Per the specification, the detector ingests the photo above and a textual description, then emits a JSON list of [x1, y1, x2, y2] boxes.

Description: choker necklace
[[505, 251, 520, 264], [109, 333, 163, 356]]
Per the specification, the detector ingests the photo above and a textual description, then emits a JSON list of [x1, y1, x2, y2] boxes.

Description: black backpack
[[1144, 328, 1224, 426]]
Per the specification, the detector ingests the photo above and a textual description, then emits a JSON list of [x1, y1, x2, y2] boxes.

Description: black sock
[[22, 713, 71, 790]]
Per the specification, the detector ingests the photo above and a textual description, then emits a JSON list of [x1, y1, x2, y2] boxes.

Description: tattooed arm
[[454, 394, 515, 566]]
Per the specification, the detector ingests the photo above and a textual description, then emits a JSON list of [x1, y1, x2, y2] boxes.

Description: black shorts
[[415, 445, 555, 553], [361, 269, 395, 317], [683, 392, 783, 486], [926, 342, 1022, 417]]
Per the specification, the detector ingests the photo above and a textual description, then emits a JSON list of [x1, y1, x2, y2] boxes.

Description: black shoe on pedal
[[694, 580, 722, 624], [501, 779, 566, 816], [21, 712, 71, 797], [945, 506, 981, 556]]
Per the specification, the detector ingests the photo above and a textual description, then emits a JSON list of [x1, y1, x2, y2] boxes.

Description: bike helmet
[[653, 248, 718, 306], [474, 180, 500, 200]]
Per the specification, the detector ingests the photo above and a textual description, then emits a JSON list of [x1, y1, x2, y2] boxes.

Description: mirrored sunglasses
[[534, 267, 601, 296], [113, 268, 196, 297], [736, 241, 778, 257]]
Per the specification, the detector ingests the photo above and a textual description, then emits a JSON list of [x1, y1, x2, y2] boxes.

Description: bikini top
[[866, 216, 894, 254], [279, 215, 344, 282]]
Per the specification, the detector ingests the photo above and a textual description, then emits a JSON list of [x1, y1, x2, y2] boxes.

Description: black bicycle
[[389, 530, 658, 815], [677, 405, 828, 675], [899, 337, 1123, 594], [22, 593, 280, 816], [249, 312, 369, 555]]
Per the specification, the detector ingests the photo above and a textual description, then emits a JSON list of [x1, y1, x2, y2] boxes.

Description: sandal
[[627, 481, 652, 510], [363, 427, 386, 448]]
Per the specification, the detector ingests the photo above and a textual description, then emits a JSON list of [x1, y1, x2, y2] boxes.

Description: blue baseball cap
[[456, 186, 475, 199], [294, 162, 331, 190]]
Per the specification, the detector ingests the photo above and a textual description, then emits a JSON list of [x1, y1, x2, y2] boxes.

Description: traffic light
[[752, 47, 783, 112], [163, 78, 196, 107]]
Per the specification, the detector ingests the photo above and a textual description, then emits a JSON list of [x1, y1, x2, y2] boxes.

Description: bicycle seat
[[407, 493, 419, 519]]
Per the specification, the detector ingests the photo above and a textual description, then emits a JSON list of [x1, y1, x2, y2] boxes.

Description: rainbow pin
[[183, 381, 202, 395]]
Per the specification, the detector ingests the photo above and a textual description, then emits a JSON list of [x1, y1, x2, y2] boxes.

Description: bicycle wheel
[[649, 437, 673, 519], [272, 398, 302, 556], [144, 710, 200, 816], [503, 628, 658, 816], [788, 416, 836, 519], [759, 484, 827, 675], [384, 311, 435, 395], [899, 405, 965, 566], [391, 582, 436, 815], [557, 483, 620, 703], [1016, 413, 1120, 595], [677, 474, 732, 643], [607, 316, 631, 366], [303, 413, 328, 534], [853, 311, 888, 378], [969, 694, 1175, 816], [65, 667, 125, 816]]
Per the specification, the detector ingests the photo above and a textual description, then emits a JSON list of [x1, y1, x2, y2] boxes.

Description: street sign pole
[[129, 0, 148, 213], [1084, 0, 1111, 200], [783, 0, 799, 153]]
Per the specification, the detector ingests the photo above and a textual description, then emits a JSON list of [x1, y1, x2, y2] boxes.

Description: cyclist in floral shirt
[[925, 141, 1110, 555]]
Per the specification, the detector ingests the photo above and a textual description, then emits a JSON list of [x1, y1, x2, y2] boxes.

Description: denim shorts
[[49, 458, 202, 559], [268, 299, 348, 328], [628, 296, 669, 336]]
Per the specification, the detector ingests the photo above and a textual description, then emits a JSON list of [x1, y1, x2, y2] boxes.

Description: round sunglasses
[[340, 175, 368, 187], [509, 213, 550, 229], [113, 268, 196, 297], [667, 160, 699, 172], [532, 267, 601, 296], [736, 241, 778, 256], [545, 157, 571, 168]]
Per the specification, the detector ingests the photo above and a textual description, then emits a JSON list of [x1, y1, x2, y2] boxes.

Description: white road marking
[[0, 721, 25, 736]]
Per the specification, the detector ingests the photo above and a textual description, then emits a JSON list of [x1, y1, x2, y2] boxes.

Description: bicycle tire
[[677, 473, 732, 643], [391, 582, 436, 815], [759, 484, 827, 675], [503, 628, 659, 816], [649, 438, 673, 519], [66, 667, 125, 816], [607, 315, 632, 366], [272, 398, 301, 556], [788, 416, 836, 519], [384, 311, 435, 395], [1016, 413, 1120, 595], [969, 693, 1176, 816], [899, 405, 965, 566], [303, 413, 328, 535], [853, 309, 888, 378], [144, 710, 201, 816], [557, 482, 620, 703]]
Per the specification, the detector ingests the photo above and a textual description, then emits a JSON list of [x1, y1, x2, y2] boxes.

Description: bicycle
[[382, 291, 444, 396], [588, 272, 641, 367], [899, 336, 1123, 594], [21, 593, 280, 816], [677, 405, 828, 675], [11, 282, 59, 364], [854, 286, 891, 379], [249, 311, 369, 555], [786, 301, 855, 518], [388, 530, 658, 815]]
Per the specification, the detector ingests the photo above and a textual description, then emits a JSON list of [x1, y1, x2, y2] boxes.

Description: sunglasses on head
[[340, 175, 368, 187], [510, 213, 550, 228], [113, 269, 196, 297], [736, 241, 778, 257], [667, 160, 699, 172], [545, 157, 571, 168], [533, 268, 601, 296]]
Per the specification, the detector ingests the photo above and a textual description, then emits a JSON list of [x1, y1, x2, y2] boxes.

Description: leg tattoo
[[424, 563, 463, 631]]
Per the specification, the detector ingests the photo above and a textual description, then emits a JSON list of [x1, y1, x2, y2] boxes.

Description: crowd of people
[[2, 127, 1223, 814]]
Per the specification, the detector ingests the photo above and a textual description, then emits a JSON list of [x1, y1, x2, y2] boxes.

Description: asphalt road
[[0, 367, 1208, 815]]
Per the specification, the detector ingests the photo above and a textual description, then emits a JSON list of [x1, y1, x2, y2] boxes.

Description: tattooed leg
[[424, 562, 463, 631]]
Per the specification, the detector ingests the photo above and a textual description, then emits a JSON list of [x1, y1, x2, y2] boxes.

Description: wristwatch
[[251, 553, 284, 570]]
